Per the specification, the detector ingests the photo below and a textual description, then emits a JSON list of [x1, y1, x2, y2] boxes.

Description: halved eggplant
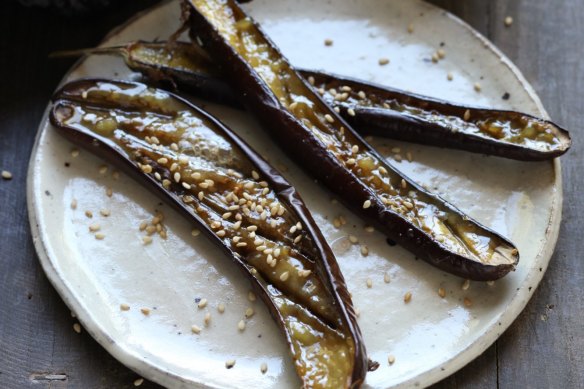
[[184, 0, 519, 281], [49, 79, 369, 388], [59, 40, 570, 161]]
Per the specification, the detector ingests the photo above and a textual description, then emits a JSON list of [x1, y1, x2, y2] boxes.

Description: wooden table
[[1, 1, 582, 388]]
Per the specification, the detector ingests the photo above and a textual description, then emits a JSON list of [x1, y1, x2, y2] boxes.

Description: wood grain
[[0, 0, 582, 388]]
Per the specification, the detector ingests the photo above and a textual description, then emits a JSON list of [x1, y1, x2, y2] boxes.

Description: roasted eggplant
[[185, 0, 519, 281], [62, 40, 570, 161], [49, 79, 369, 388]]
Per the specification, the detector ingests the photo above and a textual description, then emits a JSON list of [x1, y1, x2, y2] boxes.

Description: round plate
[[27, 0, 562, 388]]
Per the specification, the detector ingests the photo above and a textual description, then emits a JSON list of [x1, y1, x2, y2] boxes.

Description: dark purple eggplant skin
[[301, 70, 571, 161], [49, 78, 369, 388], [185, 0, 518, 282]]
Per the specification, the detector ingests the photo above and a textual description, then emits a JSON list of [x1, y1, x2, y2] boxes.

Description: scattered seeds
[[260, 362, 268, 374], [106, 187, 113, 197], [404, 292, 412, 303], [140, 308, 151, 316], [248, 291, 257, 302], [100, 209, 111, 217], [88, 223, 101, 232], [71, 149, 80, 158], [280, 271, 290, 282], [134, 378, 144, 387], [447, 72, 454, 81], [324, 38, 333, 46], [95, 233, 105, 240], [366, 278, 373, 288], [474, 82, 482, 92], [347, 108, 356, 116], [218, 303, 226, 313], [198, 298, 208, 309], [462, 279, 470, 291], [238, 320, 246, 331], [360, 245, 369, 256], [504, 16, 513, 27], [142, 236, 153, 245], [85, 210, 93, 218], [378, 57, 390, 66], [438, 287, 446, 298], [73, 323, 81, 334], [384, 273, 391, 283], [463, 109, 471, 121], [204, 312, 212, 326], [98, 165, 108, 175], [364, 226, 375, 233], [120, 303, 130, 311], [225, 360, 236, 369], [487, 280, 495, 286], [70, 199, 78, 210], [191, 229, 201, 237], [191, 324, 202, 334], [245, 307, 255, 318], [348, 235, 359, 244], [363, 199, 372, 209], [464, 297, 472, 307], [437, 49, 446, 59], [388, 355, 396, 365]]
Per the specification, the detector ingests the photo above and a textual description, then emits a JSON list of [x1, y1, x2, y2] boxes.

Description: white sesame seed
[[251, 170, 260, 180], [388, 355, 396, 365], [293, 235, 302, 244], [447, 72, 454, 81], [407, 23, 414, 33], [474, 83, 482, 92], [142, 236, 153, 245], [216, 230, 226, 237], [182, 182, 191, 190], [462, 279, 470, 290], [438, 287, 446, 298], [73, 323, 81, 334], [487, 280, 495, 286], [95, 233, 105, 240], [238, 320, 246, 331], [504, 16, 513, 27], [363, 200, 372, 209], [324, 114, 334, 123], [260, 362, 268, 374], [191, 229, 200, 237], [351, 145, 359, 154], [364, 226, 375, 233], [198, 299, 208, 309], [347, 108, 356, 116], [358, 91, 366, 99], [218, 303, 226, 313], [401, 179, 407, 189], [324, 38, 333, 46], [225, 360, 236, 369], [120, 303, 130, 311], [191, 324, 202, 334], [464, 109, 471, 121], [245, 307, 254, 318], [404, 292, 412, 303], [437, 49, 446, 59], [134, 378, 144, 387], [70, 199, 77, 210], [366, 278, 373, 288], [349, 235, 359, 244], [157, 157, 168, 164], [361, 245, 369, 256], [174, 172, 181, 183], [248, 291, 256, 302], [384, 272, 391, 283], [88, 223, 100, 232], [100, 209, 110, 217], [140, 308, 150, 315], [280, 271, 290, 281], [98, 165, 108, 175], [204, 312, 211, 326], [378, 58, 390, 65]]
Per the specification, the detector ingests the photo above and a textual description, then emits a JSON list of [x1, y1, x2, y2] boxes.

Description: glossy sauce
[[191, 0, 517, 267], [53, 81, 354, 388]]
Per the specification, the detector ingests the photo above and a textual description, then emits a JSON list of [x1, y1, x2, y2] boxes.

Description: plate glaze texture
[[28, 0, 561, 388]]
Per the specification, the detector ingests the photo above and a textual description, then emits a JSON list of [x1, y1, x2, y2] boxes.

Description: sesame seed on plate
[[73, 323, 81, 334], [134, 378, 144, 387], [218, 303, 226, 313], [70, 199, 77, 210], [366, 278, 373, 288], [198, 299, 208, 309], [504, 16, 513, 27], [238, 320, 246, 331], [404, 292, 412, 303], [347, 108, 356, 116], [245, 307, 254, 318], [438, 288, 446, 298], [95, 233, 105, 240], [204, 312, 211, 326], [363, 200, 372, 209], [260, 362, 268, 374], [388, 355, 396, 365], [280, 271, 290, 281], [225, 360, 236, 369], [191, 324, 202, 334], [384, 272, 391, 283], [142, 236, 153, 245], [120, 303, 130, 311], [462, 279, 470, 290], [378, 58, 390, 65], [140, 308, 150, 315], [324, 38, 333, 46]]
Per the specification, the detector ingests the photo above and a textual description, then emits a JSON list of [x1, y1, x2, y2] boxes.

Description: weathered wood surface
[[0, 1, 582, 388]]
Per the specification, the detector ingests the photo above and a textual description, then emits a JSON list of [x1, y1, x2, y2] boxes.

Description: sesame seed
[[170, 163, 178, 172], [134, 378, 144, 387], [95, 233, 105, 240], [70, 199, 77, 210], [407, 23, 414, 33], [204, 312, 211, 326], [173, 172, 181, 183], [324, 114, 334, 123], [191, 324, 202, 334], [346, 158, 356, 165], [88, 223, 100, 232], [99, 165, 108, 175], [198, 299, 208, 309], [222, 212, 232, 219], [474, 83, 482, 92], [394, 154, 402, 162], [404, 292, 412, 303], [218, 303, 226, 313], [464, 297, 472, 307], [349, 235, 359, 244], [378, 58, 390, 65], [216, 230, 226, 237], [182, 182, 191, 190], [347, 108, 356, 116], [324, 38, 333, 46], [260, 362, 268, 374], [191, 229, 200, 237], [236, 242, 247, 247], [245, 307, 254, 318], [296, 222, 302, 230], [358, 91, 366, 99], [504, 16, 513, 27], [293, 235, 302, 244], [162, 179, 171, 189], [251, 170, 260, 180], [351, 145, 359, 154], [238, 320, 246, 331], [280, 271, 290, 281], [379, 166, 388, 175], [120, 303, 130, 311], [361, 245, 369, 256], [431, 53, 439, 63], [462, 279, 470, 290], [140, 308, 150, 315], [85, 210, 93, 218], [406, 152, 413, 162], [225, 360, 236, 369], [401, 179, 407, 189], [363, 200, 372, 209], [388, 355, 396, 365], [142, 236, 153, 245], [334, 106, 340, 113], [487, 280, 495, 286], [384, 272, 390, 283], [248, 291, 256, 302], [100, 209, 110, 217], [438, 287, 446, 298], [198, 191, 204, 201], [298, 269, 312, 277], [73, 323, 81, 333], [366, 278, 373, 288], [157, 157, 168, 164], [71, 149, 80, 158], [364, 226, 375, 233], [447, 72, 454, 81], [437, 49, 446, 59]]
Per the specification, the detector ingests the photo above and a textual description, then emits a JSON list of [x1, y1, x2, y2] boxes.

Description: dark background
[[1, 0, 582, 388]]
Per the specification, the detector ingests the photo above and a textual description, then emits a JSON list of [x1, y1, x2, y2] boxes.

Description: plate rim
[[26, 1, 563, 388]]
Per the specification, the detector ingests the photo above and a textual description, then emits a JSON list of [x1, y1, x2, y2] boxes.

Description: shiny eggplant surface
[[49, 79, 368, 389], [71, 40, 570, 161], [185, 0, 519, 281]]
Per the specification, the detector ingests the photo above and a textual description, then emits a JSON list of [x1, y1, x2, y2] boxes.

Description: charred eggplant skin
[[185, 0, 518, 282], [303, 70, 571, 161], [84, 40, 569, 161], [49, 78, 368, 389]]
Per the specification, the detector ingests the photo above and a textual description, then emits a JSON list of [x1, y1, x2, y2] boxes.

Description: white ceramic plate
[[28, 0, 562, 388]]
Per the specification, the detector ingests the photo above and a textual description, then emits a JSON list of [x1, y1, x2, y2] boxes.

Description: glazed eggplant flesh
[[186, 0, 519, 281], [305, 70, 571, 161], [72, 40, 570, 161], [49, 79, 367, 389]]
